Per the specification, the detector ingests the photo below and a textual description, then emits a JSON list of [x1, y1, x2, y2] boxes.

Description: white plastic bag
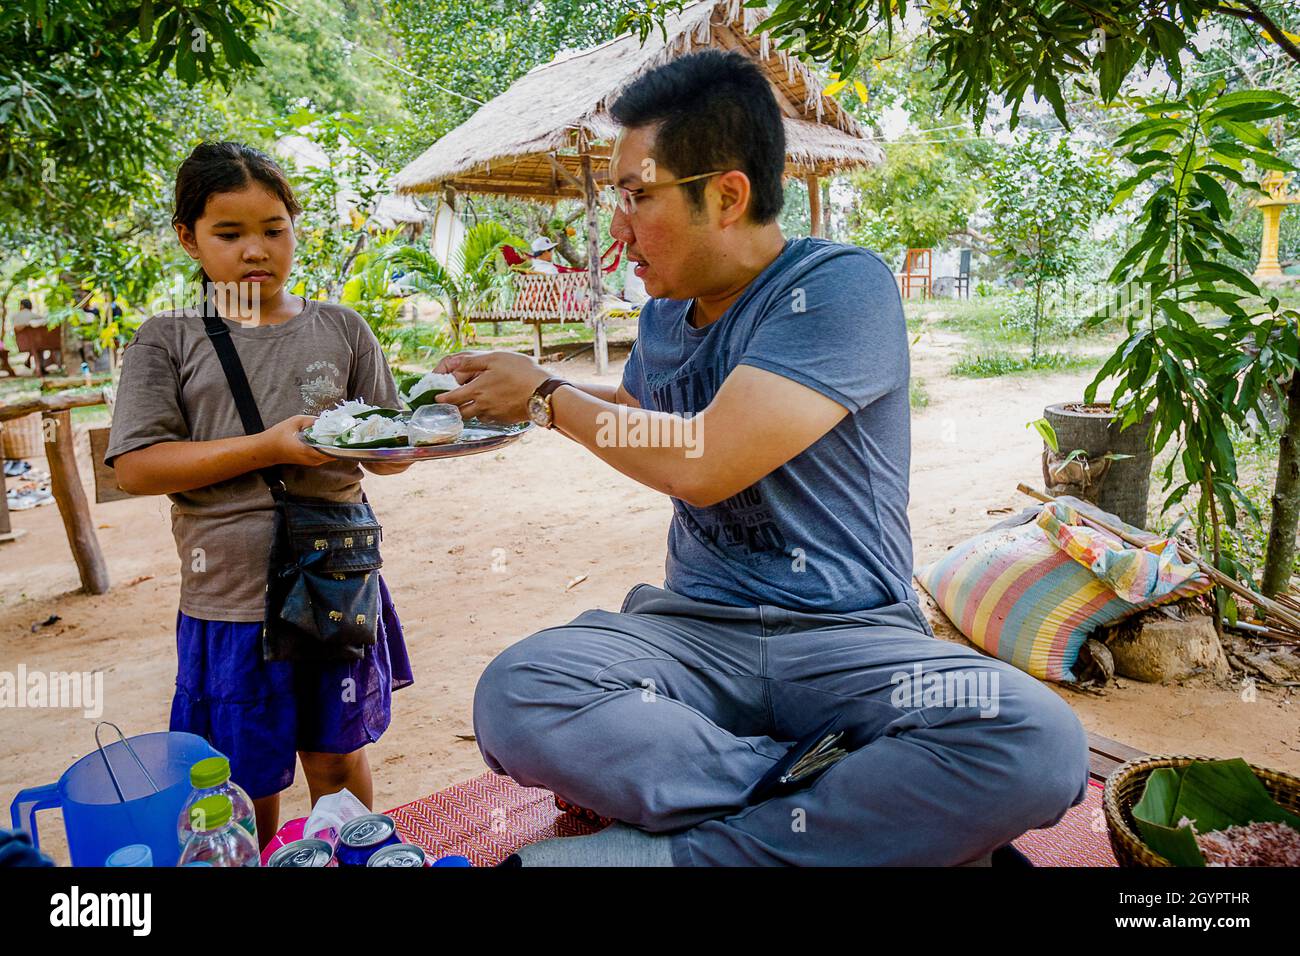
[[302, 787, 371, 847]]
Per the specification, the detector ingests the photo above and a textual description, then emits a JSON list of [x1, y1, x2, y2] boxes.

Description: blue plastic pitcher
[[9, 724, 220, 867]]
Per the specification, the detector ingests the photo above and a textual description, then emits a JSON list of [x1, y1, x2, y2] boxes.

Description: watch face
[[527, 393, 550, 427]]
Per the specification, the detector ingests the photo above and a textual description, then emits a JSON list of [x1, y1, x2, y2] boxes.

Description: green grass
[[909, 377, 930, 409], [949, 350, 1094, 379], [907, 292, 1124, 349]]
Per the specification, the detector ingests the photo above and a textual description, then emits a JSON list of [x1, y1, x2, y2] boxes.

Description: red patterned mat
[[1011, 780, 1116, 866], [386, 773, 1116, 866]]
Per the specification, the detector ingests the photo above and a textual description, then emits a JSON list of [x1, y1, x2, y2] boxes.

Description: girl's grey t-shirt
[[104, 299, 400, 622], [621, 236, 915, 614]]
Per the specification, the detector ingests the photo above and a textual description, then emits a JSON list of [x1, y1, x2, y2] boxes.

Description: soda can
[[336, 814, 400, 867], [267, 838, 334, 868], [366, 843, 427, 868]]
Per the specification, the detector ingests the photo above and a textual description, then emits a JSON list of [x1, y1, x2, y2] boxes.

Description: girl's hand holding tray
[[301, 396, 531, 463]]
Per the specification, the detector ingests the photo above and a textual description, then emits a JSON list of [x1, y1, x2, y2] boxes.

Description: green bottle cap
[[190, 756, 231, 789], [189, 794, 232, 832]]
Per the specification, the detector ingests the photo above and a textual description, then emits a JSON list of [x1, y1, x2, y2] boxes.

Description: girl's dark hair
[[172, 141, 302, 232], [172, 141, 302, 300]]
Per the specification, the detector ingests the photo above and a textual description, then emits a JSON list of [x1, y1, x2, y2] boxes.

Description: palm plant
[[383, 221, 525, 348]]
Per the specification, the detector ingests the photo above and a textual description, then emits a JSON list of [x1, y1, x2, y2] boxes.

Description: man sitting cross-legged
[[433, 49, 1089, 866]]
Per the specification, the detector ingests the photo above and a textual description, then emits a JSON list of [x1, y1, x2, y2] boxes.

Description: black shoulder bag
[[201, 309, 383, 663]]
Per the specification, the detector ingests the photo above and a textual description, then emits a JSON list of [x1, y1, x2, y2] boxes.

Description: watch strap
[[534, 377, 569, 401]]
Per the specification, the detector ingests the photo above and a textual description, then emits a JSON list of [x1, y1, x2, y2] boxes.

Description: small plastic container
[[178, 795, 260, 867], [106, 844, 153, 867], [408, 403, 463, 446]]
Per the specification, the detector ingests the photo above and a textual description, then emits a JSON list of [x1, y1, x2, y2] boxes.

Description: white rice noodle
[[403, 371, 459, 401]]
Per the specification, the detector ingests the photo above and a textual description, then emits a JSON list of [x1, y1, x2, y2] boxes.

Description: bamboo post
[[581, 152, 608, 375], [43, 410, 109, 594], [1016, 483, 1300, 632], [806, 174, 823, 238]]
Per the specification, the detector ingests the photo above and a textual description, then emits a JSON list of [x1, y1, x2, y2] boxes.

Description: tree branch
[[1217, 2, 1300, 66]]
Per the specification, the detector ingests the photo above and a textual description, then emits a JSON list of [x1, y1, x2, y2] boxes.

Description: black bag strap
[[199, 293, 286, 495]]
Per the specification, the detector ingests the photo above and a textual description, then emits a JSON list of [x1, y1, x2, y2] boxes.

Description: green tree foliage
[[1, 0, 273, 229], [987, 132, 1113, 359], [736, 1, 1300, 126], [847, 139, 984, 263], [389, 0, 632, 149], [1084, 83, 1300, 593]]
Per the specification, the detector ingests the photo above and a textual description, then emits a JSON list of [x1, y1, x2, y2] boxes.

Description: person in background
[[529, 236, 560, 274], [12, 298, 44, 329]]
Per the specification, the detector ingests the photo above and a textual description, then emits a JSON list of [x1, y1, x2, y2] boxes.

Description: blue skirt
[[170, 574, 414, 800]]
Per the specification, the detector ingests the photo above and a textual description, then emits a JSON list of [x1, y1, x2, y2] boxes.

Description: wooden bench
[[1087, 731, 1146, 783]]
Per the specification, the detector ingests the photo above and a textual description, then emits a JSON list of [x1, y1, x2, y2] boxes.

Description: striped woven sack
[[915, 501, 1212, 682]]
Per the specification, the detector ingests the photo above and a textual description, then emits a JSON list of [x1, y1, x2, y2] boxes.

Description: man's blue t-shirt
[[621, 236, 915, 613]]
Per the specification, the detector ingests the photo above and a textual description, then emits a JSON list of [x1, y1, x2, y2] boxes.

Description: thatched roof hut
[[393, 0, 881, 373], [392, 0, 881, 201]]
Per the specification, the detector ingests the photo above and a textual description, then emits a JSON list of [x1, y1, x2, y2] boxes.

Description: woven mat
[[386, 773, 1116, 867]]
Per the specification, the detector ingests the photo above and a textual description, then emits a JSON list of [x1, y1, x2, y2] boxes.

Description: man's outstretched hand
[[434, 350, 551, 423]]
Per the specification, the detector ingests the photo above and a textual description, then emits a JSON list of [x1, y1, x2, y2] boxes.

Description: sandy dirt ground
[[3, 332, 1297, 864]]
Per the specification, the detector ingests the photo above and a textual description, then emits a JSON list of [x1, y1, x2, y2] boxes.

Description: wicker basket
[[1, 412, 45, 460], [1103, 754, 1300, 866]]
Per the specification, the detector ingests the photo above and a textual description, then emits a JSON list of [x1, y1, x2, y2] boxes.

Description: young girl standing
[[106, 142, 414, 846]]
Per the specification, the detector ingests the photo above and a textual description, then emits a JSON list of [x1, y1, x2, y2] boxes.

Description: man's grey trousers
[[473, 583, 1090, 866]]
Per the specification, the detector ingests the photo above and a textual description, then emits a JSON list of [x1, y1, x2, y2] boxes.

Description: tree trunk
[[1041, 402, 1155, 529], [1032, 277, 1043, 362], [1261, 370, 1300, 597]]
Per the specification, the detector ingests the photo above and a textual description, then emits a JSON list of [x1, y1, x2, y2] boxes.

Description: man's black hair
[[610, 49, 785, 223], [20, 298, 32, 309]]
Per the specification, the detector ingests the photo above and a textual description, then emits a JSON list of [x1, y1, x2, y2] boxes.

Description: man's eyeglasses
[[605, 171, 726, 215]]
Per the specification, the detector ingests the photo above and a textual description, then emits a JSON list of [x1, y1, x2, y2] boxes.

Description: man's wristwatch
[[527, 377, 571, 429]]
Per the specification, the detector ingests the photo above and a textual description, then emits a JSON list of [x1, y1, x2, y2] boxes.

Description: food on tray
[[399, 371, 459, 409], [408, 402, 464, 446], [307, 400, 411, 448], [339, 414, 410, 448], [307, 400, 377, 443]]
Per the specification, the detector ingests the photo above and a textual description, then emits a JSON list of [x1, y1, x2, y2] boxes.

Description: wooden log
[[1041, 402, 1154, 529], [43, 410, 110, 594], [0, 387, 110, 423], [40, 373, 112, 393], [581, 152, 609, 376]]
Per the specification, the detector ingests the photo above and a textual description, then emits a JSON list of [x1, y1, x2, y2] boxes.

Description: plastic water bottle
[[178, 795, 260, 867], [177, 756, 257, 848]]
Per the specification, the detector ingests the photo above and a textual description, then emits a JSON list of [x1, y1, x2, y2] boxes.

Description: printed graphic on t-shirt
[[650, 357, 794, 567], [298, 360, 345, 412]]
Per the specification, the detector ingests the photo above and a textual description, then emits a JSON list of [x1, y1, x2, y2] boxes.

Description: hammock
[[501, 240, 624, 274]]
